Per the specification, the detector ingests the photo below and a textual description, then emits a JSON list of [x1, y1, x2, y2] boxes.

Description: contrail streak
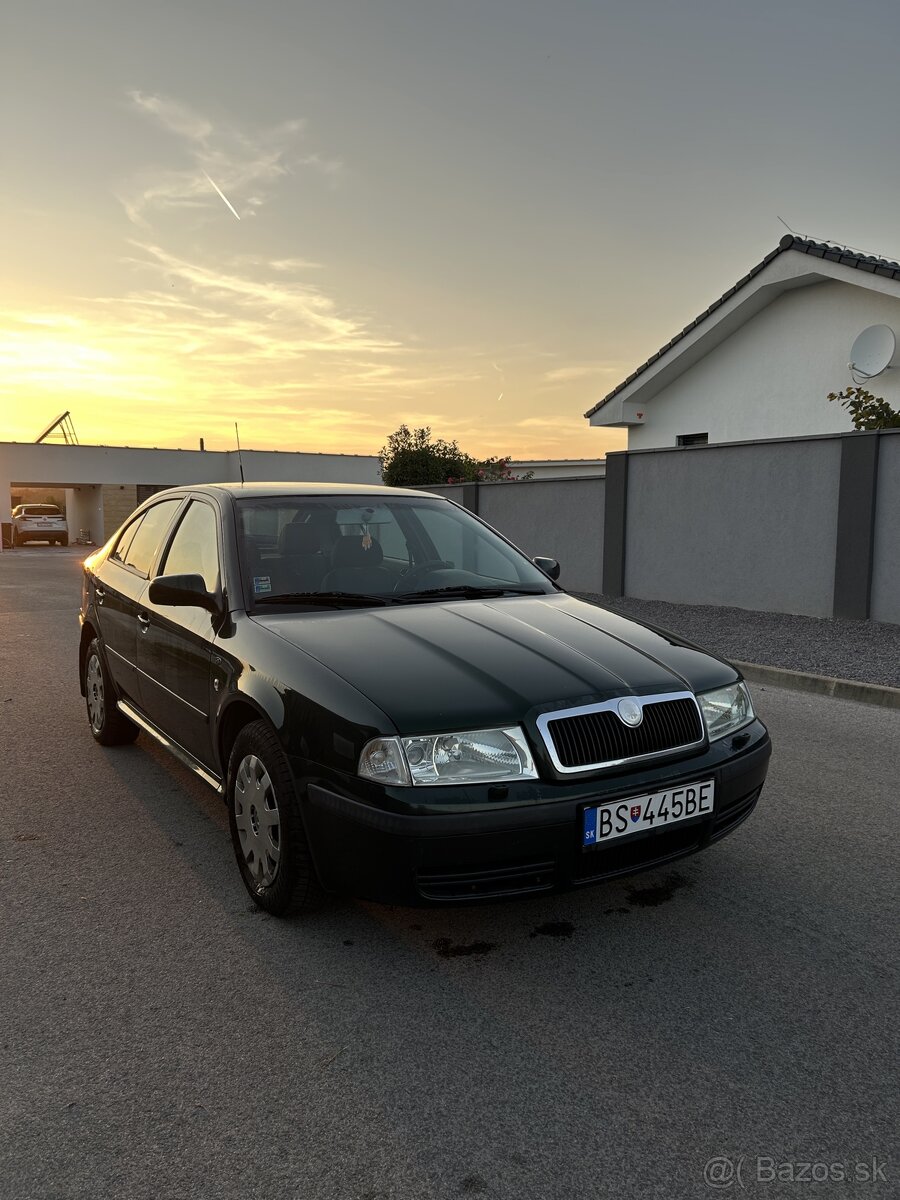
[[203, 171, 241, 220]]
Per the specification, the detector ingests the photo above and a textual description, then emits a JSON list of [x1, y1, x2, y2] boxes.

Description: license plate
[[582, 779, 714, 848]]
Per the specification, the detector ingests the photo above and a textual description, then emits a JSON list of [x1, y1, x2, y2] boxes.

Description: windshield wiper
[[394, 585, 548, 603], [254, 590, 392, 608]]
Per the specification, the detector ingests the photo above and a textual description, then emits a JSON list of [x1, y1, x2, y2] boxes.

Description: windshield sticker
[[253, 575, 272, 594]]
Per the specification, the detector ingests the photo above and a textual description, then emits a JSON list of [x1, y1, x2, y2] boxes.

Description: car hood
[[251, 593, 738, 735]]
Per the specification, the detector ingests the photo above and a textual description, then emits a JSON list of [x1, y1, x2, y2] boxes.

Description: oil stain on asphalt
[[529, 920, 575, 939], [625, 872, 692, 908], [433, 938, 495, 958]]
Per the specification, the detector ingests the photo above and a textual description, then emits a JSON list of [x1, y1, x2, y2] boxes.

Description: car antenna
[[234, 422, 245, 484]]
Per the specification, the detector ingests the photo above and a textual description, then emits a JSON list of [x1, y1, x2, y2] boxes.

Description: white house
[[586, 235, 900, 448]]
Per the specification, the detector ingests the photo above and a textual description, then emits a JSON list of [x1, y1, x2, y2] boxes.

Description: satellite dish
[[849, 325, 896, 380]]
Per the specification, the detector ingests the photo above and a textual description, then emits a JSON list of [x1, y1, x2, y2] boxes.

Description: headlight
[[697, 682, 754, 741], [358, 727, 538, 786]]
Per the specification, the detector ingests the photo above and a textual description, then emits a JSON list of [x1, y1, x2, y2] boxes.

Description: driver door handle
[[137, 611, 150, 632]]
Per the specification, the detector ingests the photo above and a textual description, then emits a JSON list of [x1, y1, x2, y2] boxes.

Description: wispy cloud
[[119, 91, 341, 225], [129, 92, 214, 142], [122, 241, 400, 355]]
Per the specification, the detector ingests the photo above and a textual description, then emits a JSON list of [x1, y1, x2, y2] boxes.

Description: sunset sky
[[5, 0, 900, 460]]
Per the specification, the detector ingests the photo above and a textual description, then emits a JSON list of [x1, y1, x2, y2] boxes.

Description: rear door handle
[[95, 587, 106, 605], [137, 611, 150, 631]]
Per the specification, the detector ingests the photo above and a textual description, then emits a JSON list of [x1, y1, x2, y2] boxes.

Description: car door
[[93, 499, 185, 702], [135, 497, 222, 769]]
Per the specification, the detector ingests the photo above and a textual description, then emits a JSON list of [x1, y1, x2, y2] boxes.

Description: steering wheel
[[394, 560, 454, 591]]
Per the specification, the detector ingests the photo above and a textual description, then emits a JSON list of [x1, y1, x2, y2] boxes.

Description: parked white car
[[11, 504, 69, 546]]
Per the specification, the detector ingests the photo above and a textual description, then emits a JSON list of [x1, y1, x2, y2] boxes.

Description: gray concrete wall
[[871, 434, 900, 625], [478, 478, 605, 592], [396, 435, 900, 624], [424, 479, 605, 593], [624, 438, 842, 617]]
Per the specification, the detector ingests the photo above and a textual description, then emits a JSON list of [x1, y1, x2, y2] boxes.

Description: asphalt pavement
[[1, 546, 898, 1199]]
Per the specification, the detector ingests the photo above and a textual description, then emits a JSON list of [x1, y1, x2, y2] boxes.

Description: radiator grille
[[543, 696, 704, 770]]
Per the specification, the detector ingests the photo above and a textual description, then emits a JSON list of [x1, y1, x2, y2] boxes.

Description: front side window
[[159, 500, 219, 592], [112, 514, 144, 566], [121, 499, 183, 577]]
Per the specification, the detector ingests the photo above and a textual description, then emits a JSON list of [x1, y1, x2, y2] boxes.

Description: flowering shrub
[[380, 425, 532, 486]]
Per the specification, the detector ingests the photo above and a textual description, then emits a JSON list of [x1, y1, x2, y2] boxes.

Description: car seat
[[278, 522, 328, 591], [321, 535, 394, 593]]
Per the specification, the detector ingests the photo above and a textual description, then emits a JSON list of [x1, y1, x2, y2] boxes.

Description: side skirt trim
[[118, 700, 223, 794]]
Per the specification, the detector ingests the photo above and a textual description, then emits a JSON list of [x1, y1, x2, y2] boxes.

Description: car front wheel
[[84, 639, 139, 746], [227, 720, 322, 916]]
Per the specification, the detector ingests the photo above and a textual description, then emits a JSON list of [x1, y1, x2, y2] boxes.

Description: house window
[[676, 432, 708, 447]]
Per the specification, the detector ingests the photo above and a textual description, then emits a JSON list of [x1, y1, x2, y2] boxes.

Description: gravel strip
[[575, 594, 900, 689]]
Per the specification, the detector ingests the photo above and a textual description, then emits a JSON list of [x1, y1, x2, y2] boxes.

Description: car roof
[[146, 481, 444, 501]]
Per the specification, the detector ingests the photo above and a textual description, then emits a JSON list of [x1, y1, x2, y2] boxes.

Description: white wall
[[0, 442, 381, 523], [627, 281, 900, 449], [66, 486, 103, 542]]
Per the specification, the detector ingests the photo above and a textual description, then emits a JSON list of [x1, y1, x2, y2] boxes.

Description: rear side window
[[159, 501, 220, 592], [120, 500, 183, 577], [23, 505, 62, 517]]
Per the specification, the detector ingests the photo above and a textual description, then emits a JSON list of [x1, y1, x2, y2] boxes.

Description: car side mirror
[[533, 556, 561, 581], [148, 573, 220, 613]]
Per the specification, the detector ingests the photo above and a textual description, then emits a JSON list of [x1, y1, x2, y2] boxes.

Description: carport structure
[[0, 441, 381, 547]]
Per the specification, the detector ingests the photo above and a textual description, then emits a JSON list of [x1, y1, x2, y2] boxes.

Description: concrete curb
[[734, 660, 900, 710]]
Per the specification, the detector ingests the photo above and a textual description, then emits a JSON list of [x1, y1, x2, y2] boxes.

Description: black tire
[[227, 720, 322, 916], [83, 639, 139, 746], [11, 527, 19, 548], [60, 534, 69, 546]]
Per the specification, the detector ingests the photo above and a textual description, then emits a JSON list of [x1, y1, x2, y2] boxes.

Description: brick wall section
[[101, 485, 138, 538]]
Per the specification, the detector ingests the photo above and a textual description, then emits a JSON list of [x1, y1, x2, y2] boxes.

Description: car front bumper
[[301, 721, 772, 905]]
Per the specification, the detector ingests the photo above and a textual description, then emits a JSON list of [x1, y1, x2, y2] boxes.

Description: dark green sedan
[[79, 482, 770, 915]]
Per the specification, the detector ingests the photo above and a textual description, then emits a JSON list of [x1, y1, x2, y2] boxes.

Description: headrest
[[306, 510, 339, 548], [279, 523, 321, 556], [331, 535, 384, 568]]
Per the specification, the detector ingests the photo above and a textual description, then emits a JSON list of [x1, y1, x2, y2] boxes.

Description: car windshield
[[236, 496, 557, 607]]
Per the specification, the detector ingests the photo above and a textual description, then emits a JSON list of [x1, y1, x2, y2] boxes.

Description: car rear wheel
[[60, 534, 69, 546], [84, 640, 139, 746], [227, 720, 322, 916]]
